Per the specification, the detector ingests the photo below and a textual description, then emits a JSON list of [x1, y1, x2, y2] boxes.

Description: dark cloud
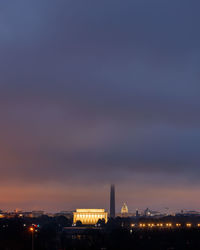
[[0, 0, 200, 210]]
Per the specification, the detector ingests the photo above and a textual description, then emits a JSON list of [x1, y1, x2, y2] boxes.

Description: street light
[[29, 227, 35, 250]]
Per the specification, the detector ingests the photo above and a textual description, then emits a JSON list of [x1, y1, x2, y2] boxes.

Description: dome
[[121, 203, 128, 214]]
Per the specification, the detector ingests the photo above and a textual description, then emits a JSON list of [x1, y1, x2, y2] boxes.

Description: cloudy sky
[[0, 0, 200, 213]]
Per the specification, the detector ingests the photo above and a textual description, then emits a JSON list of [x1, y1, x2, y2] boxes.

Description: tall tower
[[110, 184, 115, 218]]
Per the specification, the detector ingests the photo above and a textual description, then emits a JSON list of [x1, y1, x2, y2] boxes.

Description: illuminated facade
[[73, 209, 108, 225], [121, 203, 128, 214]]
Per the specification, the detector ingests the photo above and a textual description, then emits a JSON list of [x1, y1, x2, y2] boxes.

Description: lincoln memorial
[[73, 209, 108, 225]]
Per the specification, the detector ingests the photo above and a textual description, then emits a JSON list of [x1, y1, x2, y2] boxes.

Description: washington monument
[[110, 184, 115, 218]]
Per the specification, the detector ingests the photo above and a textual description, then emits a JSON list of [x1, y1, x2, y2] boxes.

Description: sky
[[0, 0, 200, 213]]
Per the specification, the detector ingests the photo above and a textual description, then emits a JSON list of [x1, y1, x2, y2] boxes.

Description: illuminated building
[[121, 203, 128, 215], [73, 209, 108, 225], [110, 184, 115, 218], [143, 208, 160, 217], [144, 208, 151, 217], [136, 209, 139, 218], [0, 213, 5, 218]]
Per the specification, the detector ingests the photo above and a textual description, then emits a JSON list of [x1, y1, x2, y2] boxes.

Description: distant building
[[32, 211, 44, 218], [5, 211, 32, 218], [121, 203, 128, 215], [73, 209, 108, 225], [117, 203, 135, 218], [144, 208, 161, 217], [176, 210, 200, 216], [0, 213, 5, 218], [0, 210, 5, 218], [21, 212, 33, 218], [144, 208, 151, 217], [110, 184, 115, 218]]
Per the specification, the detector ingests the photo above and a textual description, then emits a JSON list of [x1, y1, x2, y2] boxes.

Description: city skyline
[[1, 0, 200, 211], [1, 183, 200, 213]]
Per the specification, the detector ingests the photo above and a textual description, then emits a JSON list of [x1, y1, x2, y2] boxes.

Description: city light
[[128, 222, 200, 229], [139, 223, 146, 228], [73, 209, 108, 225]]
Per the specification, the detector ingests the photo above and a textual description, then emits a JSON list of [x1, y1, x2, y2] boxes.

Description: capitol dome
[[121, 203, 128, 214]]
